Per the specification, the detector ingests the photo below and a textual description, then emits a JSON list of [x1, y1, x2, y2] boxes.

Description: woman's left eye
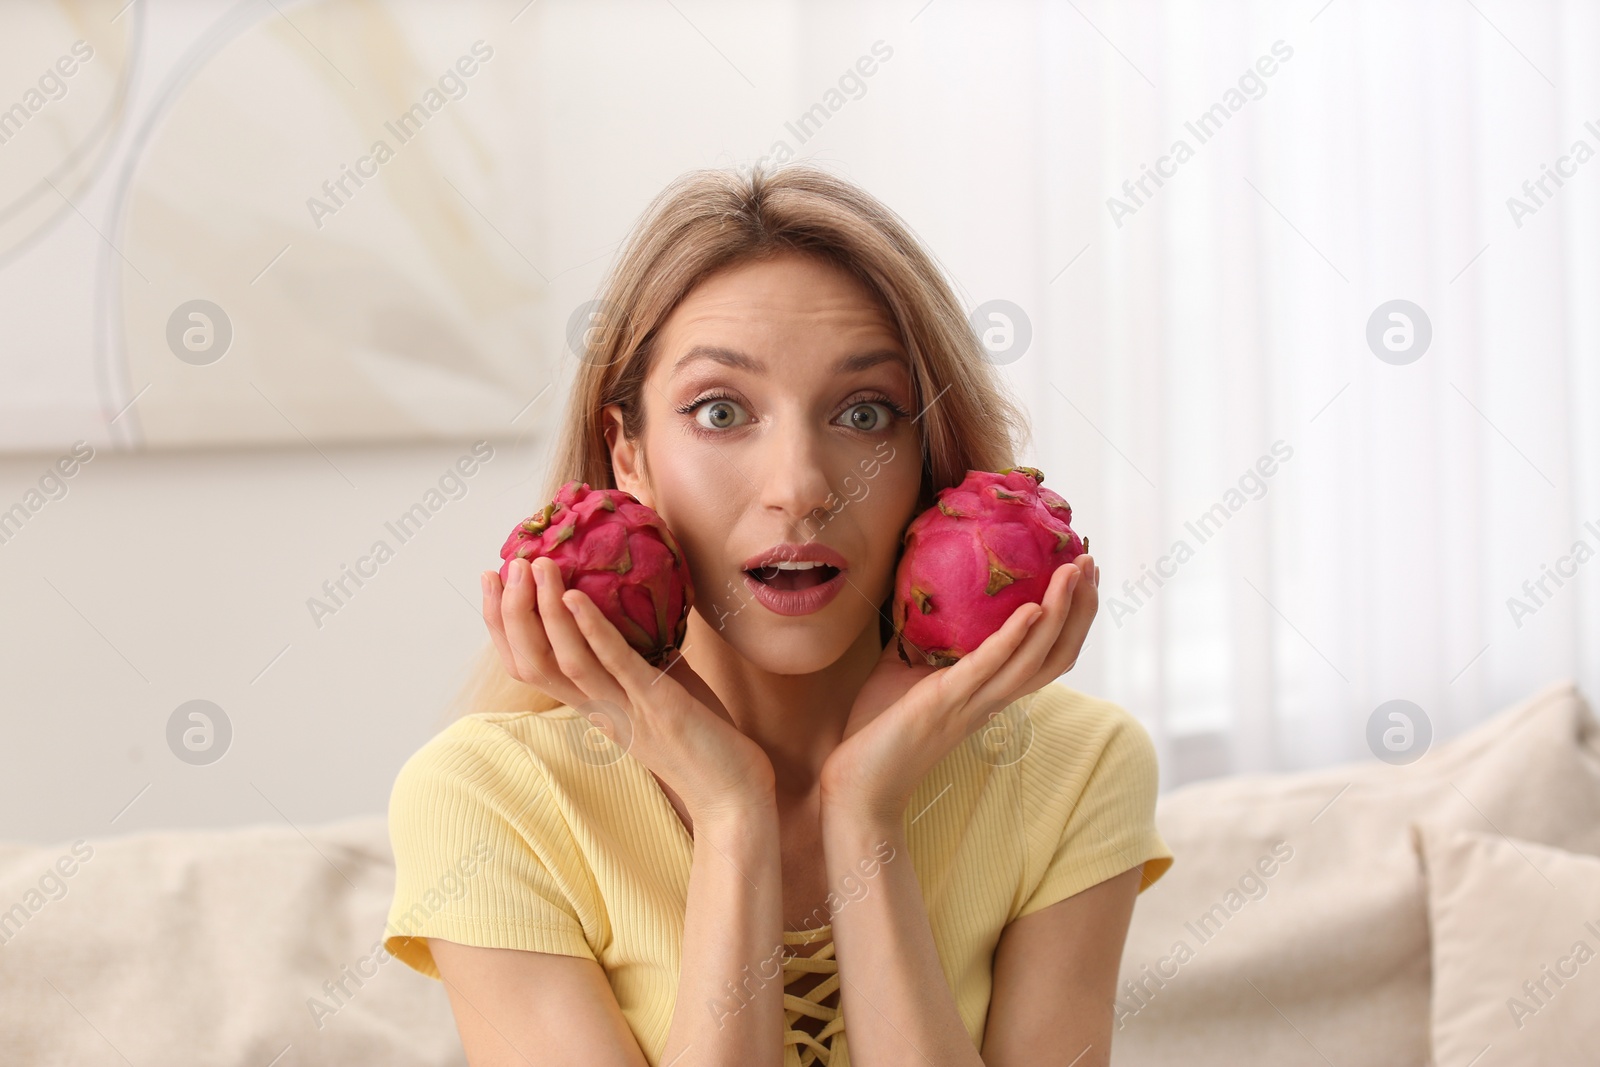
[[836, 401, 897, 433]]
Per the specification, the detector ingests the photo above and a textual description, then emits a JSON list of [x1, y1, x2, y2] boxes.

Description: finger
[[999, 559, 1080, 667], [933, 597, 1045, 711], [480, 570, 520, 675], [496, 559, 553, 684], [496, 559, 562, 689], [1047, 558, 1099, 675], [533, 557, 619, 701], [558, 589, 639, 708], [970, 565, 1079, 709]]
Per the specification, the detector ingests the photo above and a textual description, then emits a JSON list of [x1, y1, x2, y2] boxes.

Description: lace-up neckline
[[782, 923, 845, 1066]]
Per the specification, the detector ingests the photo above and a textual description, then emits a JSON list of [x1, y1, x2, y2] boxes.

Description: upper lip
[[741, 542, 849, 573]]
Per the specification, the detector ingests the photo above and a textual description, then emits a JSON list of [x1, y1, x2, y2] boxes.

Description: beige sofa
[[3, 679, 1594, 1065]]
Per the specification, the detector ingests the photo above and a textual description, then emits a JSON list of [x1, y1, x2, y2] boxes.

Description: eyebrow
[[671, 345, 907, 377]]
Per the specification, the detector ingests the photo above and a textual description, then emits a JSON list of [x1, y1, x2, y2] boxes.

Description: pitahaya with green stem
[[891, 466, 1088, 668], [499, 481, 694, 668]]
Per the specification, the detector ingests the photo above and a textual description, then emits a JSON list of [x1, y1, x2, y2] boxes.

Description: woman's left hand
[[819, 554, 1100, 823]]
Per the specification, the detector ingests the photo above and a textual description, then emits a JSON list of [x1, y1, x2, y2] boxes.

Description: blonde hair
[[449, 162, 1033, 719]]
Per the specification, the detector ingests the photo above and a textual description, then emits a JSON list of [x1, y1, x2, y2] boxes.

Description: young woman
[[383, 164, 1173, 1067]]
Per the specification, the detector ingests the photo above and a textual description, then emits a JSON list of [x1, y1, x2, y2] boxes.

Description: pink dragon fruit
[[499, 481, 694, 668], [891, 466, 1088, 668]]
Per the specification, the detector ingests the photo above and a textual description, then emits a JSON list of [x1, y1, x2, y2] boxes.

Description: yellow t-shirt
[[384, 680, 1173, 1067]]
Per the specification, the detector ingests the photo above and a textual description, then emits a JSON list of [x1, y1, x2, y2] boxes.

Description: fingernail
[[532, 561, 546, 588], [507, 562, 522, 586], [481, 572, 492, 595], [1025, 608, 1043, 628]]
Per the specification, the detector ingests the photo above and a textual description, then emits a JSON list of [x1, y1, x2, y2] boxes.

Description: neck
[[681, 611, 882, 800]]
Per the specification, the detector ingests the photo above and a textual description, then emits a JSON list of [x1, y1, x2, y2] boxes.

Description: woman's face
[[604, 251, 924, 675]]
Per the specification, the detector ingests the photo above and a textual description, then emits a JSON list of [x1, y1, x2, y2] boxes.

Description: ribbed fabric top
[[384, 680, 1173, 1067]]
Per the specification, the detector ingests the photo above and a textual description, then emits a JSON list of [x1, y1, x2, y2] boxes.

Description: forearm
[[821, 807, 985, 1067], [660, 801, 787, 1067]]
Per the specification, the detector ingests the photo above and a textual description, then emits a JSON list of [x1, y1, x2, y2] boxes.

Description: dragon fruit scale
[[499, 481, 694, 668], [891, 467, 1088, 668]]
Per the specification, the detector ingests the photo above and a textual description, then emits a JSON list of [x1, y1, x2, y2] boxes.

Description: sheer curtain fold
[[1007, 0, 1600, 787]]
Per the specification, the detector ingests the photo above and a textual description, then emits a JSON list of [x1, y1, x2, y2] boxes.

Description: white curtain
[[994, 0, 1600, 785]]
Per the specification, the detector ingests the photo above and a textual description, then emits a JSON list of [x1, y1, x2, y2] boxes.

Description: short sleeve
[[383, 715, 599, 979], [1015, 690, 1174, 919]]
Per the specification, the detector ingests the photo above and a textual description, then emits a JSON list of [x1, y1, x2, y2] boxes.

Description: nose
[[757, 415, 835, 530]]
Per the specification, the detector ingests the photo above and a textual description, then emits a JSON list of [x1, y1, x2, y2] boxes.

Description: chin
[[720, 616, 863, 675]]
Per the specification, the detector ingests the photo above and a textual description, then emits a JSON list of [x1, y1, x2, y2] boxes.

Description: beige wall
[[0, 435, 551, 844]]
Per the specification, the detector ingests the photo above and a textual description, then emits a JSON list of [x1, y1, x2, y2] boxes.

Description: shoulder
[[391, 708, 586, 801], [388, 706, 600, 857], [384, 708, 606, 976], [1016, 680, 1160, 793], [403, 706, 589, 762], [1011, 681, 1173, 897]]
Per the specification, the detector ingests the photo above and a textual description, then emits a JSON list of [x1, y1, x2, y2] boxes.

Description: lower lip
[[743, 568, 847, 617]]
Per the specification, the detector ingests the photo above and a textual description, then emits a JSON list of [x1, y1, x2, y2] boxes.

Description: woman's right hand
[[482, 556, 776, 826]]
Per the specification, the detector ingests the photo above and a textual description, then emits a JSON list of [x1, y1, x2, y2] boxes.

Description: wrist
[[689, 790, 779, 839], [819, 789, 904, 839]]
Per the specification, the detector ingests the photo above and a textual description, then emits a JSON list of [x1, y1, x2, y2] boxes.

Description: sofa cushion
[[1111, 680, 1600, 1066], [1414, 825, 1600, 1065], [0, 816, 460, 1066]]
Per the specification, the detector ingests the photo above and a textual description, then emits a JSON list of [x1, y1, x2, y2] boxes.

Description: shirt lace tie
[[781, 925, 845, 1066]]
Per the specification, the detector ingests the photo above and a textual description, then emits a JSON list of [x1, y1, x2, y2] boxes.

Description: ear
[[602, 403, 650, 506]]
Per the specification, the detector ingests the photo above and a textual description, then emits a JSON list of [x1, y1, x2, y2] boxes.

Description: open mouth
[[745, 563, 842, 591]]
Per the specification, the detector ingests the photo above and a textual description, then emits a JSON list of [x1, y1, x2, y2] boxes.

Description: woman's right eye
[[690, 397, 751, 432]]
